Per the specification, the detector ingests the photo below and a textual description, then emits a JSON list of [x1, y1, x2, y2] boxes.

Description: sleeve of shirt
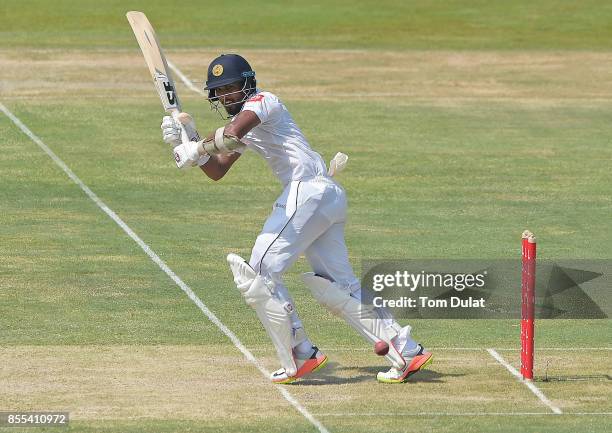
[[241, 93, 280, 124]]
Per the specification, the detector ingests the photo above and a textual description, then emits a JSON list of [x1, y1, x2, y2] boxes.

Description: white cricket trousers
[[248, 176, 360, 330]]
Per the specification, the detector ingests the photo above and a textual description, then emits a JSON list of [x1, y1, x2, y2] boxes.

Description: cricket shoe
[[271, 346, 328, 384], [376, 344, 433, 384]]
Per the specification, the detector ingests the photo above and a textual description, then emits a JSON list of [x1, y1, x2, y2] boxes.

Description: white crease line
[[487, 349, 563, 415], [316, 412, 611, 417], [488, 347, 612, 351], [167, 60, 206, 96], [305, 347, 612, 352], [0, 101, 330, 433]]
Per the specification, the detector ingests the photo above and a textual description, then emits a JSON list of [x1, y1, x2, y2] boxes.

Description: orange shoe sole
[[273, 354, 328, 384], [399, 352, 433, 382]]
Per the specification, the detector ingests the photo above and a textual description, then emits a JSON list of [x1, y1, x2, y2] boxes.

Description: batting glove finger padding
[[161, 115, 182, 146], [173, 140, 201, 169]]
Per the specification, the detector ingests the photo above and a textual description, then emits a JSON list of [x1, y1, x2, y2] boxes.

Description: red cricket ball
[[374, 340, 389, 356]]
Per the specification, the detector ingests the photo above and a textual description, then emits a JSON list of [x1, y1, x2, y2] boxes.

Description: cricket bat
[[126, 11, 199, 145]]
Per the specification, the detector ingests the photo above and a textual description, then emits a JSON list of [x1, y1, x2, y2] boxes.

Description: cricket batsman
[[160, 54, 432, 383]]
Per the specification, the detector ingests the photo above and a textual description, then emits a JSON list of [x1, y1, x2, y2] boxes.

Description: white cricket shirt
[[235, 91, 328, 186]]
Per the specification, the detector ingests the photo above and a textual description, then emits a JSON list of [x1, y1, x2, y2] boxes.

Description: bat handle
[[171, 110, 190, 144]]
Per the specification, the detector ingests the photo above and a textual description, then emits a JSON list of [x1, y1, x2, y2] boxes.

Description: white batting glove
[[174, 140, 210, 169], [328, 152, 349, 177], [161, 115, 182, 147]]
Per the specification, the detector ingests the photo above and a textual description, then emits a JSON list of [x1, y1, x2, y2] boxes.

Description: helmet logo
[[212, 64, 224, 76]]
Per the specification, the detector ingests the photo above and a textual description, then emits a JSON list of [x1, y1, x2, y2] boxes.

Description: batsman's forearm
[[195, 126, 246, 156], [199, 152, 240, 181]]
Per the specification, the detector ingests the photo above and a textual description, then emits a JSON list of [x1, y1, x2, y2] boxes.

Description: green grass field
[[1, 1, 611, 432]]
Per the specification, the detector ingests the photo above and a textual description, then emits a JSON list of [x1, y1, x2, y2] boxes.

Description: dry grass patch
[[0, 345, 297, 421], [1, 49, 612, 105]]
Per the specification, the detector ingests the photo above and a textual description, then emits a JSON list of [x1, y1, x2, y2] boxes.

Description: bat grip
[[171, 110, 190, 144]]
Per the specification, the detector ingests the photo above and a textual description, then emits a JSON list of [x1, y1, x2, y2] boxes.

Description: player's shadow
[[289, 361, 459, 386]]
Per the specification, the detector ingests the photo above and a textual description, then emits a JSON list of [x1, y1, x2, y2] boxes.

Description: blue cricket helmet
[[204, 54, 256, 99]]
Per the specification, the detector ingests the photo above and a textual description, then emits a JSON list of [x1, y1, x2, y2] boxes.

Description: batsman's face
[[215, 82, 245, 116]]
